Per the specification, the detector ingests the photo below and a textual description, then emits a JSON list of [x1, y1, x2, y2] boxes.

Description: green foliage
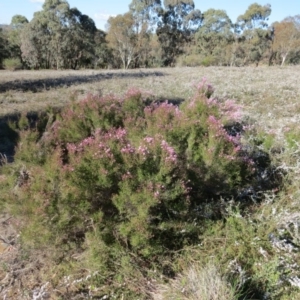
[[55, 94, 125, 144], [177, 54, 203, 67], [3, 0, 298, 68], [156, 0, 202, 66], [0, 120, 19, 159], [106, 12, 137, 69], [20, 0, 97, 69], [237, 3, 272, 30], [3, 81, 277, 297], [201, 55, 218, 66], [185, 211, 285, 299], [3, 58, 22, 70], [0, 29, 10, 68], [244, 126, 276, 153], [234, 4, 273, 66], [177, 54, 222, 67], [10, 15, 29, 29], [284, 126, 300, 150]]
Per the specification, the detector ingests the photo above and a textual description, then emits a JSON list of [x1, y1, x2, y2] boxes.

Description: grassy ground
[[1, 66, 300, 299], [1, 66, 299, 138]]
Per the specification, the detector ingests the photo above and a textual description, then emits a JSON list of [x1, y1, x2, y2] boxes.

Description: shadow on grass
[[0, 116, 19, 163], [154, 96, 185, 106], [0, 111, 49, 164], [0, 70, 166, 93]]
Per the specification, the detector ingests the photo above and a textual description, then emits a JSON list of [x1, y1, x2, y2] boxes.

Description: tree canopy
[[2, 0, 300, 69], [20, 0, 97, 69], [237, 3, 271, 31], [272, 16, 300, 65]]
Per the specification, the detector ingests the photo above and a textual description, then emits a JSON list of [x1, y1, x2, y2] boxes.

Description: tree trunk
[[268, 50, 274, 66], [281, 53, 287, 66]]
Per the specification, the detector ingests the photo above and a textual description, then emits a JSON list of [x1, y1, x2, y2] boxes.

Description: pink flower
[[126, 87, 141, 98], [137, 145, 149, 156], [115, 128, 127, 140], [144, 136, 154, 144], [161, 140, 177, 162], [121, 144, 135, 154], [67, 143, 77, 154]]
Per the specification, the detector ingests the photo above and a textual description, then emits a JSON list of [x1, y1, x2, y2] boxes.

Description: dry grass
[[1, 66, 299, 137], [152, 263, 238, 300]]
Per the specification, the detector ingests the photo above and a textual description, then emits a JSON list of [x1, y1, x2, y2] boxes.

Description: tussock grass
[[152, 263, 238, 300]]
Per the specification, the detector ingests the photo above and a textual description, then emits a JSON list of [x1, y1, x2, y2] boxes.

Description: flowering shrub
[[54, 93, 125, 144], [9, 79, 270, 297]]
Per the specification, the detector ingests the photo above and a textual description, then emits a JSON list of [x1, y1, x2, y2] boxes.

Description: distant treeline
[[0, 0, 300, 70]]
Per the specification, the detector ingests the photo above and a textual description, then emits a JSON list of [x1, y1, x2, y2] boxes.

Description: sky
[[0, 0, 299, 31]]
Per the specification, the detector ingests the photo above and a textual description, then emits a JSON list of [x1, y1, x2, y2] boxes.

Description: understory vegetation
[[1, 73, 300, 299]]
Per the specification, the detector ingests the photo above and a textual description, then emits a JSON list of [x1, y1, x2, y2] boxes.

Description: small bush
[[4, 79, 279, 298], [177, 54, 203, 67], [3, 58, 23, 71], [177, 55, 218, 67], [201, 55, 218, 67]]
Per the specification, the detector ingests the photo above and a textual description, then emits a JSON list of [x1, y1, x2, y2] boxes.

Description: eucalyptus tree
[[129, 0, 161, 27], [236, 2, 271, 30], [21, 0, 70, 68], [21, 11, 52, 69], [195, 9, 233, 64], [21, 0, 97, 69], [236, 3, 272, 65], [0, 29, 8, 67], [11, 15, 29, 30], [106, 12, 137, 69], [0, 16, 28, 68], [156, 0, 203, 66], [42, 0, 70, 69], [94, 29, 115, 69], [272, 16, 300, 65], [129, 0, 161, 67], [62, 8, 97, 69], [8, 15, 29, 61]]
